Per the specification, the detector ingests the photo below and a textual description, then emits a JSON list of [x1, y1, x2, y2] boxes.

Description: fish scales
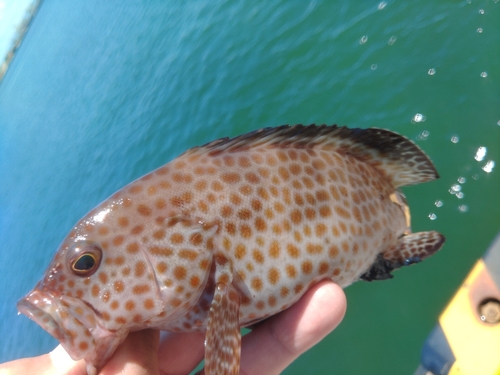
[[17, 124, 445, 375]]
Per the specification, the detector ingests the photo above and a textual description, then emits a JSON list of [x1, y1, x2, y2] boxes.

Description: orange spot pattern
[[47, 128, 411, 342]]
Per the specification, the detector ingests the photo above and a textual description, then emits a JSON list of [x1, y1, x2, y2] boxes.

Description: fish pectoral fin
[[360, 231, 445, 281], [204, 256, 241, 375]]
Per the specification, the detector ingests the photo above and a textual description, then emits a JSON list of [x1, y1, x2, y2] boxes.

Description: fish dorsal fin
[[183, 124, 439, 188]]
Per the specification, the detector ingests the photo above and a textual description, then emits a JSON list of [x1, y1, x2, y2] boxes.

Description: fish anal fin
[[361, 231, 445, 281], [204, 256, 241, 375]]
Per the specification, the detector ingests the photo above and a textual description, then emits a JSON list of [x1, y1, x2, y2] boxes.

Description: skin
[[0, 281, 346, 375]]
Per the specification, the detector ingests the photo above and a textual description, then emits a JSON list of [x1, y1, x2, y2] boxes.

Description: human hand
[[0, 280, 346, 375]]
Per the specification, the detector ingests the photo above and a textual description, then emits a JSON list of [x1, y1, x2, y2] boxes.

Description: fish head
[[17, 198, 166, 372]]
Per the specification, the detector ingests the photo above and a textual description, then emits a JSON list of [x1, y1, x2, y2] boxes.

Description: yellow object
[[440, 260, 500, 375]]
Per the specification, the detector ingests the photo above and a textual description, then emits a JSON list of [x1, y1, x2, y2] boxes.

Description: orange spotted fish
[[18, 125, 445, 374]]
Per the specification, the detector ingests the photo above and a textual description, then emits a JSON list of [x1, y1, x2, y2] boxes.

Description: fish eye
[[67, 242, 102, 277], [73, 254, 96, 272]]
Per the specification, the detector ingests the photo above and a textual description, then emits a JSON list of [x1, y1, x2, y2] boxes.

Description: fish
[[17, 124, 445, 375]]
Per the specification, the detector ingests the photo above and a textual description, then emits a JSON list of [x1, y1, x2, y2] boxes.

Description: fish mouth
[[17, 289, 103, 361], [18, 290, 77, 344], [18, 289, 125, 372]]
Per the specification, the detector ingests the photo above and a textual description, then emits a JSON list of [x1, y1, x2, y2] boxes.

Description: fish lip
[[18, 289, 123, 371], [17, 290, 71, 343], [17, 289, 102, 361]]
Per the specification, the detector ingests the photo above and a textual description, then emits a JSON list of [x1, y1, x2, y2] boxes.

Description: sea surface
[[1, 1, 499, 374]]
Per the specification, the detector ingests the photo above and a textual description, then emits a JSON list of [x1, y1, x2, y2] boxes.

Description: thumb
[[101, 329, 160, 375]]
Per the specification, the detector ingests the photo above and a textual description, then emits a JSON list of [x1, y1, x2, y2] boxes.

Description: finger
[[157, 331, 205, 375], [49, 345, 87, 375], [239, 280, 346, 375], [0, 345, 86, 375], [100, 329, 160, 375]]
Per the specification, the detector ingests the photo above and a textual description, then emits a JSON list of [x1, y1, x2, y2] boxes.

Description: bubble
[[449, 184, 461, 194], [451, 135, 459, 143], [417, 130, 430, 140], [435, 200, 443, 208], [388, 36, 397, 45], [475, 146, 487, 161], [428, 68, 436, 75], [458, 176, 466, 184], [428, 213, 437, 220], [360, 35, 368, 44], [458, 205, 468, 213], [371, 64, 378, 70], [497, 120, 500, 126], [479, 9, 485, 14], [449, 182, 464, 199], [412, 113, 426, 123], [481, 72, 488, 78], [378, 2, 387, 10], [477, 28, 483, 33], [483, 160, 495, 173], [472, 174, 479, 180]]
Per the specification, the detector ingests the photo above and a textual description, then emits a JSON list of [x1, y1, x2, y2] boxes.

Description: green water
[[1, 1, 499, 374]]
